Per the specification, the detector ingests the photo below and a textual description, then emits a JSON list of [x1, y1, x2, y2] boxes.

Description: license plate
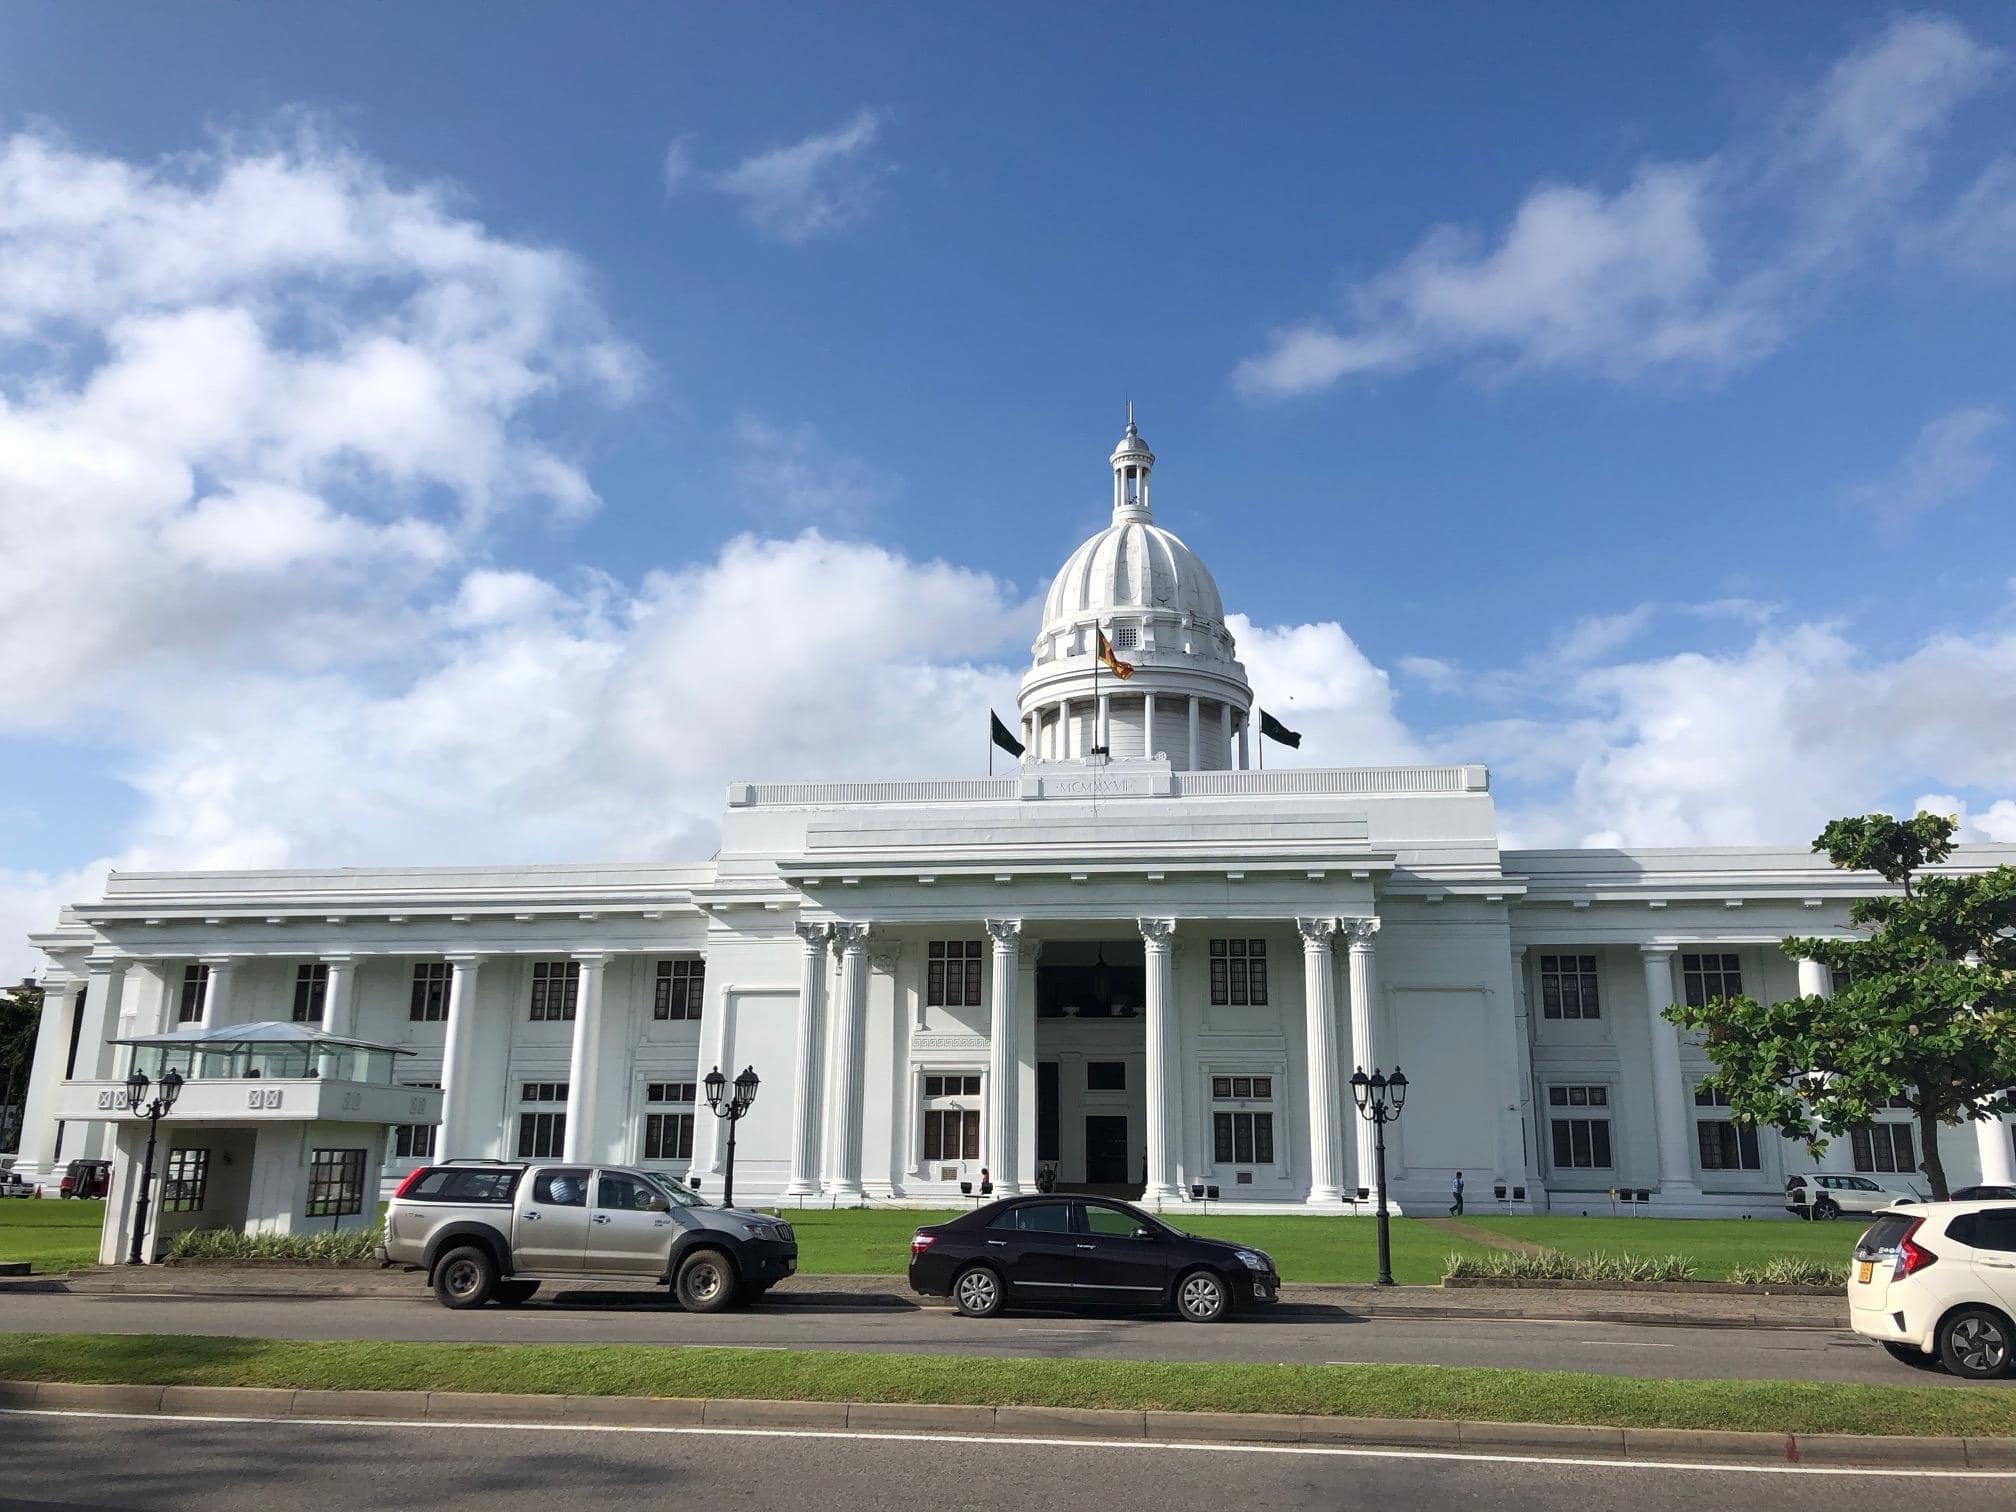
[[1857, 1260, 1873, 1284]]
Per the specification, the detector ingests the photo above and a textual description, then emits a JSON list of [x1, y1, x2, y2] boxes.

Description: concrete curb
[[0, 1379, 2005, 1469]]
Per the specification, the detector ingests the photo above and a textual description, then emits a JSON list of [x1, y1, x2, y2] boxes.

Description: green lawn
[[0, 1198, 104, 1273], [1461, 1217, 1862, 1281], [0, 1332, 2004, 1437], [786, 1207, 1492, 1285]]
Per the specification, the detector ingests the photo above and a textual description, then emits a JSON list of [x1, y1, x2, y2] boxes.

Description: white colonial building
[[12, 417, 2016, 1224]]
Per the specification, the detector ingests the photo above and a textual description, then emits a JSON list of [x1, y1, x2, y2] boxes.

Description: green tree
[[0, 981, 40, 1152], [1665, 811, 2016, 1200]]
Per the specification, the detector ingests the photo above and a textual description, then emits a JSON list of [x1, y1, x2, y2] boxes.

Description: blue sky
[[2, 4, 2016, 975]]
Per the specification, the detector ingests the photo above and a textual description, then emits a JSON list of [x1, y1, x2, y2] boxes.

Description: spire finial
[[1126, 398, 1135, 433]]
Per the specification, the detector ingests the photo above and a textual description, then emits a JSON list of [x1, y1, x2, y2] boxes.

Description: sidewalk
[[20, 1265, 1849, 1329], [0, 1379, 2004, 1469]]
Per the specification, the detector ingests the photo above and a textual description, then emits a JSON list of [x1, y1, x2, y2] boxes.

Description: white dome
[[1041, 517, 1225, 627]]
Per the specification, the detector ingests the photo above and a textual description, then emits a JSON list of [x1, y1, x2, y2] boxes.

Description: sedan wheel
[[1175, 1269, 1227, 1323], [953, 1265, 1003, 1318], [1939, 1308, 2013, 1381]]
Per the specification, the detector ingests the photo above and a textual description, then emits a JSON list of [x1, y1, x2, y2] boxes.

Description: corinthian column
[[787, 923, 831, 1196], [985, 919, 1023, 1194], [1345, 918, 1381, 1201], [1140, 917, 1179, 1206], [15, 978, 81, 1184], [1298, 918, 1345, 1204], [562, 953, 607, 1162], [824, 923, 872, 1202], [1640, 945, 1699, 1199], [436, 955, 485, 1159]]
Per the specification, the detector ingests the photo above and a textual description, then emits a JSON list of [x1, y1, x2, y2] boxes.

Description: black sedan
[[907, 1195, 1280, 1321]]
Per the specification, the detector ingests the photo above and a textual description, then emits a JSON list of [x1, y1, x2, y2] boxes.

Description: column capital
[[794, 920, 832, 950], [1510, 944, 1528, 962], [870, 939, 904, 973], [1638, 943, 1679, 958], [984, 918, 1023, 946], [1343, 916, 1381, 950], [1295, 917, 1339, 946], [1017, 935, 1043, 968], [443, 951, 487, 968], [318, 953, 356, 967], [834, 921, 872, 954], [83, 955, 129, 976], [1136, 917, 1175, 947], [570, 951, 611, 967]]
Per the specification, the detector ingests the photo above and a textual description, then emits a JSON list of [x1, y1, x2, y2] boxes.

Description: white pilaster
[[1140, 917, 1179, 1205], [1508, 946, 1538, 1202], [1187, 695, 1200, 771], [563, 953, 607, 1162], [1345, 918, 1381, 1200], [15, 978, 81, 1183], [1297, 918, 1345, 1204], [787, 923, 830, 1196], [198, 957, 235, 1029], [1978, 1108, 2016, 1187], [1097, 692, 1111, 752], [436, 954, 485, 1159], [824, 923, 871, 1201], [985, 918, 1023, 1194], [1640, 945, 1699, 1198], [1143, 691, 1157, 758]]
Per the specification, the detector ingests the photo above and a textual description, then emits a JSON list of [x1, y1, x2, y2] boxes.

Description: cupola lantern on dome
[[1014, 410, 1255, 770], [1110, 402, 1155, 522]]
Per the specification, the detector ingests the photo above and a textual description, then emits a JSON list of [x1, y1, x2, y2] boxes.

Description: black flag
[[989, 710, 1026, 758], [1259, 709, 1302, 748]]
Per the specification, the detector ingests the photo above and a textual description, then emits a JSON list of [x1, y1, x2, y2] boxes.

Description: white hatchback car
[[1850, 1202, 2016, 1380]]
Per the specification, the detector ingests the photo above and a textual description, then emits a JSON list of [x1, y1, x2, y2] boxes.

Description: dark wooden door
[[1084, 1116, 1129, 1184]]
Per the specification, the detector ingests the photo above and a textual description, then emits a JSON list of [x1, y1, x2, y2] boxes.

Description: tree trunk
[[1918, 1105, 1950, 1200]]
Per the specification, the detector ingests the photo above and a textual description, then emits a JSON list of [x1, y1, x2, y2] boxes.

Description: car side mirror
[[645, 1196, 670, 1213], [1134, 1226, 1158, 1240]]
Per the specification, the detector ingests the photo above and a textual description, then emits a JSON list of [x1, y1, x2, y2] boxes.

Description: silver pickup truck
[[380, 1160, 798, 1311]]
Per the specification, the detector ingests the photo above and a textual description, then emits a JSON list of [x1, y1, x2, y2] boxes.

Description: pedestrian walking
[[1449, 1170, 1465, 1216]]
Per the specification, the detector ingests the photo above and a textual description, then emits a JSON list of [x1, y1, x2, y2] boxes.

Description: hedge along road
[[0, 1290, 1961, 1388]]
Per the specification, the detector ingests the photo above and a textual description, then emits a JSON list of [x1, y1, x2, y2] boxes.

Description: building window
[[1547, 1085, 1613, 1169], [654, 959, 704, 1020], [1114, 625, 1138, 651], [927, 941, 984, 1008], [1851, 1121, 1917, 1175], [1086, 1061, 1126, 1092], [392, 1081, 440, 1161], [642, 1082, 696, 1163], [1697, 1120, 1761, 1170], [1208, 939, 1268, 1006], [163, 1148, 209, 1211], [518, 1112, 566, 1159], [306, 1149, 367, 1217], [921, 1072, 982, 1165], [1213, 1112, 1275, 1165], [1682, 953, 1743, 1008], [1538, 954, 1600, 1019], [409, 962, 451, 1022], [1210, 1073, 1276, 1166], [177, 964, 210, 1025], [291, 963, 329, 1024], [529, 960, 580, 1021], [521, 1082, 569, 1103]]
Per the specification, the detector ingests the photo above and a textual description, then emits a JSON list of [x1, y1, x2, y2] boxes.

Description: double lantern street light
[[122, 1066, 184, 1266], [704, 1064, 761, 1209], [1349, 1064, 1408, 1287]]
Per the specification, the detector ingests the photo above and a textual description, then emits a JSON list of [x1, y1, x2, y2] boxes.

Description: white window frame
[[917, 1067, 985, 1175], [1200, 1063, 1287, 1181], [1545, 1081, 1616, 1173]]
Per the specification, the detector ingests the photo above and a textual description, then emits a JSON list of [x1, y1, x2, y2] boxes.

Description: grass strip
[[0, 1333, 2006, 1438]]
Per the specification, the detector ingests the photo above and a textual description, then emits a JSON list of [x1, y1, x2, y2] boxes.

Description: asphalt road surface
[[3, 1289, 1984, 1387], [1, 1410, 2008, 1512]]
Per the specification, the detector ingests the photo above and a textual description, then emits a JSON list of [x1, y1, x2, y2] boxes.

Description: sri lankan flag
[[1097, 628, 1136, 679]]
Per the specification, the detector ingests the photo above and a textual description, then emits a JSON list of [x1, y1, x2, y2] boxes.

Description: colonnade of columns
[[1026, 692, 1253, 770]]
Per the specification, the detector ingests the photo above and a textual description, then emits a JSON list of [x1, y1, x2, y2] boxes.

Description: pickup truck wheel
[[494, 1280, 540, 1308], [433, 1246, 498, 1310], [675, 1248, 738, 1314]]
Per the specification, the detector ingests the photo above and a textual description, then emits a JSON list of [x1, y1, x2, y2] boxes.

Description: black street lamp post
[[704, 1064, 760, 1209], [1350, 1064, 1408, 1287], [123, 1065, 184, 1266]]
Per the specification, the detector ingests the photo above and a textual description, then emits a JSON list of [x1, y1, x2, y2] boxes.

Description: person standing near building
[[1449, 1170, 1465, 1217]]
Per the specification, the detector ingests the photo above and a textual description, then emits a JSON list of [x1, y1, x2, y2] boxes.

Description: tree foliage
[[1666, 811, 2016, 1199]]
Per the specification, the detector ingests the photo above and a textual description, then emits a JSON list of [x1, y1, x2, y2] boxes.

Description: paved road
[[1, 1410, 2007, 1511], [1, 1289, 1977, 1387]]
